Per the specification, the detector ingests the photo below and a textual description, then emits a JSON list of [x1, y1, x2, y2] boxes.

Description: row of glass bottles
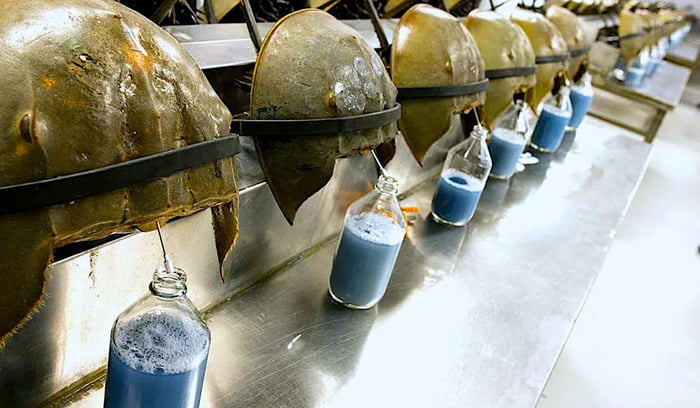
[[617, 23, 690, 89], [102, 71, 596, 408], [431, 71, 593, 226], [102, 176, 409, 407]]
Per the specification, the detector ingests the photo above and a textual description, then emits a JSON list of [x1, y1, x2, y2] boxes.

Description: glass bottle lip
[[375, 174, 399, 195], [470, 125, 488, 140], [150, 265, 187, 298]]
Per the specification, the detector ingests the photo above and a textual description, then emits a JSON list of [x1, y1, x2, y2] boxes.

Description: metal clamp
[[397, 79, 489, 100], [569, 46, 592, 58], [232, 104, 401, 137], [535, 53, 571, 64], [0, 134, 241, 215], [485, 66, 537, 80], [600, 31, 647, 45]]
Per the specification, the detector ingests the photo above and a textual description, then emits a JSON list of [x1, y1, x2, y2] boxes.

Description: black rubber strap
[[569, 46, 592, 58], [535, 53, 571, 64], [602, 31, 646, 43], [397, 79, 489, 100], [0, 134, 241, 215], [233, 104, 401, 136], [485, 66, 537, 80]]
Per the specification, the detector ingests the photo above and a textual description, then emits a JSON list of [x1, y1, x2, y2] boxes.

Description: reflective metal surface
[[665, 38, 700, 69], [589, 60, 692, 142], [600, 60, 691, 109], [53, 118, 649, 407], [165, 19, 398, 70], [0, 115, 460, 406]]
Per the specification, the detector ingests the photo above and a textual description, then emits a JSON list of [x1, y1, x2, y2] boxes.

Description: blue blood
[[530, 105, 571, 153], [645, 60, 660, 76], [568, 88, 593, 129], [488, 128, 526, 179], [624, 66, 645, 88], [431, 169, 484, 226], [329, 213, 405, 308], [104, 312, 209, 408]]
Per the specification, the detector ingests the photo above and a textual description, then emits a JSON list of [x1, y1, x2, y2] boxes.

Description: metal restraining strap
[[535, 53, 571, 64], [0, 134, 241, 216], [601, 31, 646, 43], [569, 46, 592, 58], [233, 104, 401, 136], [397, 79, 489, 100], [485, 66, 537, 80]]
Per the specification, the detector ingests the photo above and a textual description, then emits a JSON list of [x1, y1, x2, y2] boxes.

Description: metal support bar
[[152, 0, 179, 24], [241, 0, 262, 53], [364, 0, 390, 65]]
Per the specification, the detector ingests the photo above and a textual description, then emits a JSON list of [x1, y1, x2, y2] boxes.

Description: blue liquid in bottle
[[624, 66, 645, 88], [329, 213, 405, 309], [568, 88, 593, 129], [488, 128, 526, 179], [104, 312, 209, 408], [645, 59, 660, 76], [530, 105, 571, 153], [431, 169, 484, 226]]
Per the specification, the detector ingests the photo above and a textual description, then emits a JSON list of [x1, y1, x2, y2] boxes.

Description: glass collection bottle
[[488, 99, 532, 179], [529, 84, 573, 153], [104, 263, 210, 408], [645, 44, 662, 76], [568, 72, 594, 131], [329, 174, 406, 309], [431, 125, 492, 226], [625, 50, 648, 88]]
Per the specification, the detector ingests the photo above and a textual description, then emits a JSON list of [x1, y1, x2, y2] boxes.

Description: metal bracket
[[569, 46, 592, 58], [232, 104, 401, 136], [397, 79, 489, 99], [241, 0, 262, 53], [0, 134, 241, 215], [535, 53, 571, 64], [485, 66, 537, 80]]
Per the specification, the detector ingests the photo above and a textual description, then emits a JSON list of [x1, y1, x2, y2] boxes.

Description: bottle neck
[[150, 266, 187, 298], [375, 174, 399, 195], [469, 125, 488, 141]]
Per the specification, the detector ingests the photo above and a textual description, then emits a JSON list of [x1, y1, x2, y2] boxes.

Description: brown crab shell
[[250, 9, 398, 224], [546, 5, 592, 81], [619, 8, 648, 64], [465, 10, 536, 129], [392, 4, 485, 165], [0, 0, 238, 344], [511, 8, 570, 112]]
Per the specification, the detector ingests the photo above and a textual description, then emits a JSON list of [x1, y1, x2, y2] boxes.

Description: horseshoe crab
[[636, 9, 663, 52], [0, 0, 239, 345], [619, 7, 647, 64], [465, 10, 536, 129], [392, 4, 486, 165], [511, 8, 570, 111], [246, 9, 398, 224], [546, 5, 592, 81]]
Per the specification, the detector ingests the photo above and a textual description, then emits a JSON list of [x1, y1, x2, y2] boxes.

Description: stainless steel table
[[589, 60, 692, 142], [665, 38, 700, 69], [60, 119, 651, 408]]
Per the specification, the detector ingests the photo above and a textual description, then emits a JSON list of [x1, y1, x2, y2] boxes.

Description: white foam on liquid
[[491, 128, 525, 146], [113, 311, 209, 375], [441, 169, 483, 192], [345, 212, 405, 246]]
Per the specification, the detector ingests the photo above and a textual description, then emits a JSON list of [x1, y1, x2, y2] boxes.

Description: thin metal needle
[[371, 150, 387, 177], [156, 221, 175, 273]]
